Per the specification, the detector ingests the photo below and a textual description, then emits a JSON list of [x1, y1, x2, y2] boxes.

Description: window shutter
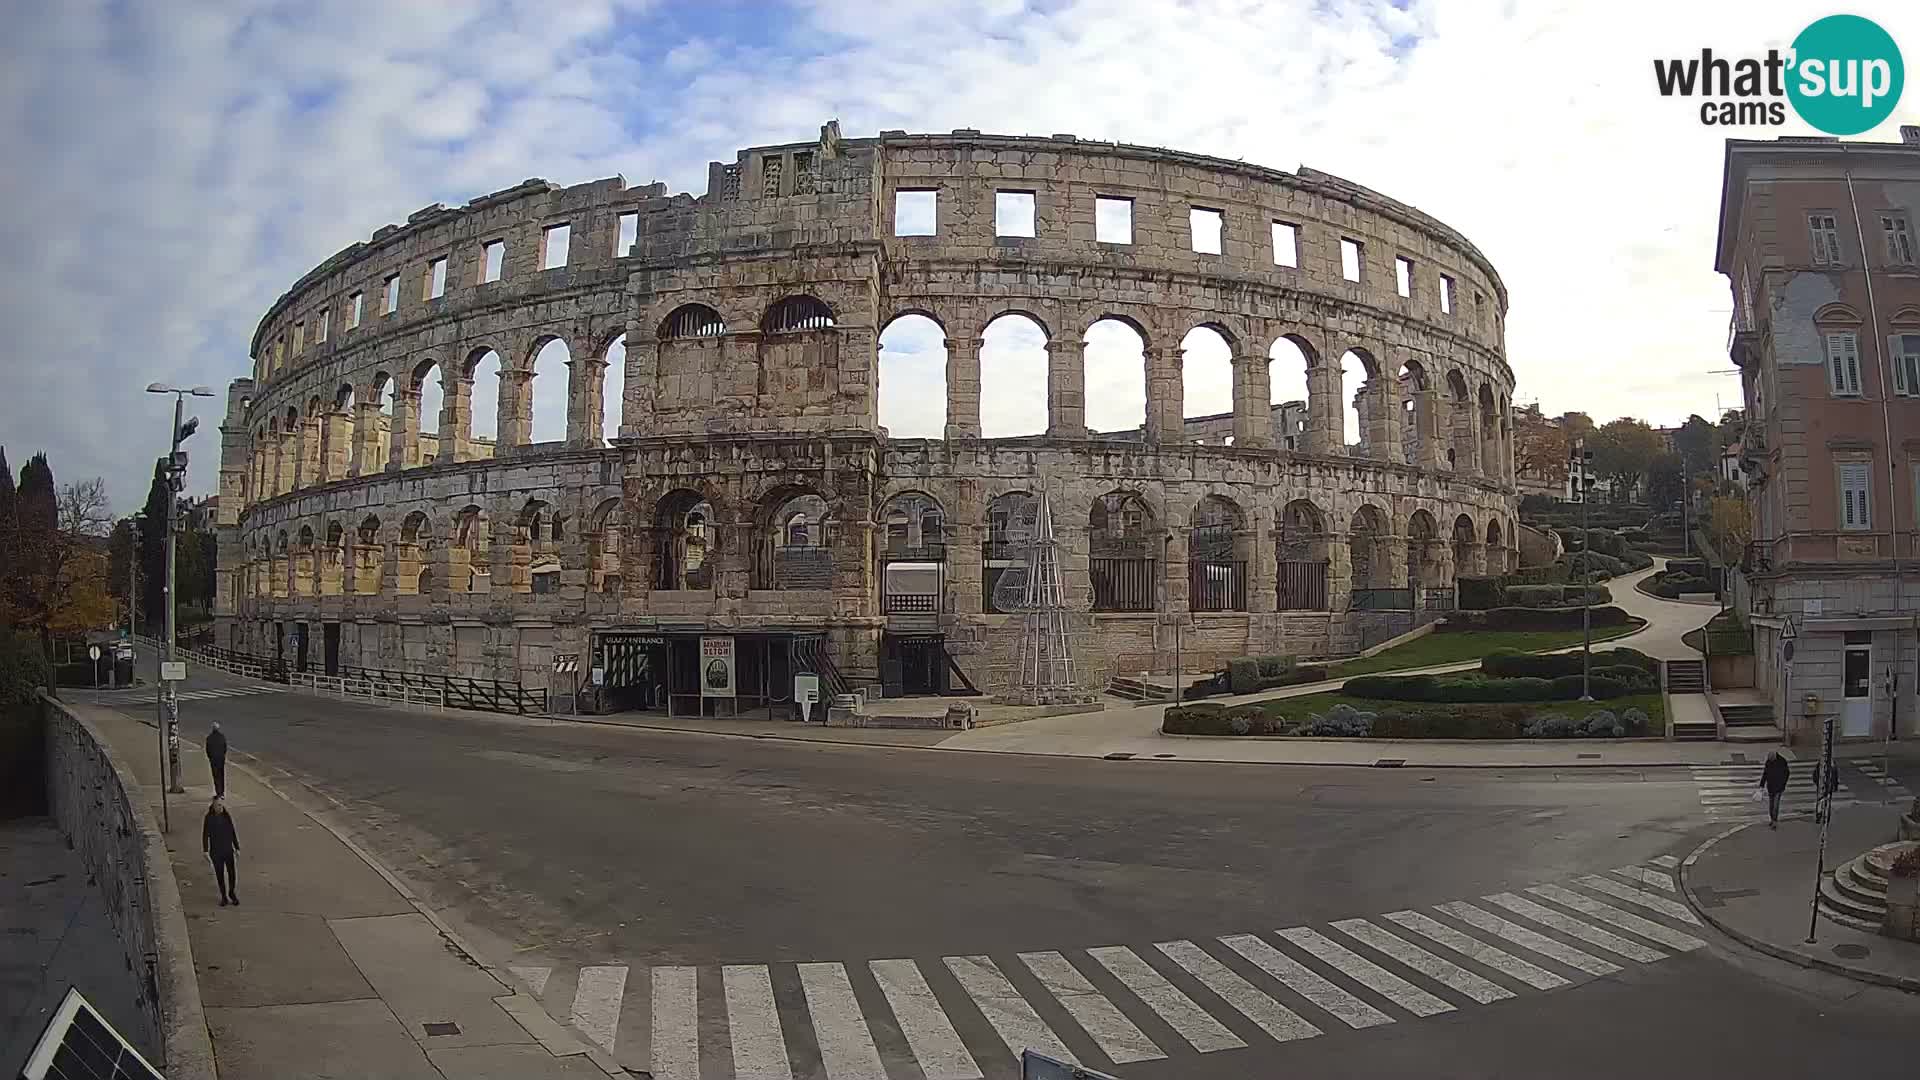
[[1845, 339, 1862, 396], [1840, 462, 1871, 529], [1895, 335, 1910, 396]]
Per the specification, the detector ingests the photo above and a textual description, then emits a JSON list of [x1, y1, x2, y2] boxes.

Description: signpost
[[794, 673, 821, 723], [1806, 691, 1834, 943]]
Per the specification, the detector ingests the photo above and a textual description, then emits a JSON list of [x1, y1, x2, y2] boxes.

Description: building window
[[1839, 460, 1871, 530], [426, 257, 447, 299], [348, 292, 363, 329], [292, 321, 304, 353], [1272, 221, 1298, 267], [481, 241, 504, 283], [1894, 332, 1920, 396], [316, 308, 329, 344], [1883, 213, 1916, 265], [1825, 332, 1862, 396], [1809, 213, 1844, 266], [383, 275, 400, 315], [1394, 256, 1413, 298], [1190, 207, 1223, 254], [894, 190, 936, 236], [541, 224, 570, 269], [995, 191, 1036, 237], [1439, 274, 1454, 314], [1340, 238, 1363, 282], [616, 212, 638, 257], [1095, 196, 1132, 244]]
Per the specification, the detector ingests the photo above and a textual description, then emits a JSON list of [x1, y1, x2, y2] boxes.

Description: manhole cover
[[423, 1021, 461, 1036], [1577, 753, 1602, 760], [1103, 752, 1135, 760], [1832, 943, 1871, 960]]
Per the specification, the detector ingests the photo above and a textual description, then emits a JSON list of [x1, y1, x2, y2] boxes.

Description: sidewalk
[[78, 701, 615, 1080], [1680, 804, 1920, 992]]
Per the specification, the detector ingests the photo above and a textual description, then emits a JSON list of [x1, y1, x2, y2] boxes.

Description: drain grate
[[1832, 943, 1871, 960], [1103, 752, 1136, 760], [423, 1022, 461, 1037], [1373, 758, 1405, 768], [1577, 753, 1602, 760], [1152, 753, 1176, 759]]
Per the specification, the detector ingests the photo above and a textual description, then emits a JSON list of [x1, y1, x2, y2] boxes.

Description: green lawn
[[1249, 690, 1667, 729], [1327, 624, 1644, 676]]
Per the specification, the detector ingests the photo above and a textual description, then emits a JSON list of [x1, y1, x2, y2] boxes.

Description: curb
[[226, 755, 627, 1076], [1677, 821, 1920, 994]]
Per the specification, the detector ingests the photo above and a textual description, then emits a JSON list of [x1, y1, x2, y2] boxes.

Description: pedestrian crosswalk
[[173, 685, 283, 703], [1853, 758, 1913, 802], [1690, 762, 1856, 821], [508, 861, 1711, 1078]]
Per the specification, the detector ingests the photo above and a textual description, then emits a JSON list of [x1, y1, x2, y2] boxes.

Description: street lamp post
[[147, 383, 214, 806], [1571, 440, 1596, 701]]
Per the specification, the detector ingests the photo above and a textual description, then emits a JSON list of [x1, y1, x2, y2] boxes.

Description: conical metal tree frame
[[1002, 492, 1092, 706]]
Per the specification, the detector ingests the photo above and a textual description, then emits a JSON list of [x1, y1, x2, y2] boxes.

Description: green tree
[[138, 459, 168, 632], [1557, 411, 1595, 442], [1588, 418, 1663, 502], [0, 448, 15, 625], [1707, 495, 1752, 566], [1647, 452, 1685, 509], [1672, 415, 1715, 475], [1716, 408, 1745, 449]]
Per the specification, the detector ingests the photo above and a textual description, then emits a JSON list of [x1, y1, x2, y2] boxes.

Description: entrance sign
[[794, 673, 821, 722], [160, 661, 186, 681], [700, 636, 736, 697]]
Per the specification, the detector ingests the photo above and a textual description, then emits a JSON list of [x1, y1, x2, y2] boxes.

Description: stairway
[[1718, 702, 1780, 744], [1666, 659, 1706, 694], [1107, 676, 1172, 702], [1818, 842, 1916, 932]]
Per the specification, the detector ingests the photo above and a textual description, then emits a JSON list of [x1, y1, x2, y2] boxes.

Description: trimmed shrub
[[1483, 647, 1657, 681], [1504, 584, 1567, 608], [2, 631, 53, 817], [1523, 712, 1580, 738], [1547, 673, 1631, 699], [1343, 673, 1557, 702], [1161, 702, 1222, 734], [1227, 658, 1260, 696], [1622, 707, 1650, 735], [1162, 702, 1275, 736], [1303, 703, 1375, 737], [1254, 654, 1296, 678], [1441, 606, 1633, 632], [1580, 710, 1624, 737], [1229, 712, 1253, 736], [1456, 576, 1504, 611]]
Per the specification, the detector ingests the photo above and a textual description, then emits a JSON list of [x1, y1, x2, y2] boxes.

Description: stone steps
[[1107, 676, 1171, 703], [1816, 841, 1918, 932], [1724, 725, 1782, 744], [1672, 720, 1718, 742], [1720, 704, 1774, 726]]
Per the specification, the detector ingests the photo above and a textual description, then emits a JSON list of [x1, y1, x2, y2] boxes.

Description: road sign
[[160, 661, 186, 681], [794, 673, 821, 723], [88, 645, 101, 661]]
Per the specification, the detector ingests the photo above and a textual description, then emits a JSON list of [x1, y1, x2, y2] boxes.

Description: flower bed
[[1161, 692, 1663, 739]]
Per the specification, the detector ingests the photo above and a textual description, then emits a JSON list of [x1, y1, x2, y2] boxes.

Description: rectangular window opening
[[481, 240, 504, 283], [1190, 207, 1223, 255], [427, 257, 447, 300], [1340, 238, 1363, 282], [1882, 213, 1915, 265], [995, 191, 1036, 237], [383, 275, 400, 315], [1440, 274, 1454, 314], [1839, 461, 1871, 530], [615, 213, 638, 257], [1891, 332, 1920, 396], [316, 309, 329, 343], [348, 292, 363, 328], [1271, 221, 1298, 267], [1096, 196, 1133, 244], [1809, 213, 1843, 266], [1825, 332, 1862, 396], [292, 322, 305, 353], [894, 190, 937, 236], [541, 223, 571, 269], [1394, 255, 1414, 298]]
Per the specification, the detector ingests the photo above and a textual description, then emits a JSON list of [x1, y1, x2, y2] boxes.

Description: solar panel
[[18, 987, 163, 1080]]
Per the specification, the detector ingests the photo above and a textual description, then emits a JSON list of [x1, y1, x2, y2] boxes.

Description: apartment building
[[1718, 128, 1920, 745]]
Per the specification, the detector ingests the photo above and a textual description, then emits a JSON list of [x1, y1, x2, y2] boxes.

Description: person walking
[[205, 721, 228, 798], [1759, 751, 1790, 828], [203, 798, 240, 906]]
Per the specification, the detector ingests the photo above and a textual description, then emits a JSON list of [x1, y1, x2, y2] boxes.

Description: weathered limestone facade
[[216, 123, 1518, 703]]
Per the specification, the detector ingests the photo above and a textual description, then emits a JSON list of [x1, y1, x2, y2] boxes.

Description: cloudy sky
[[3, 0, 1916, 510]]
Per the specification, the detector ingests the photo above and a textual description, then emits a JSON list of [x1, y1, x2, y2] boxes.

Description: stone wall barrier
[[39, 692, 217, 1078]]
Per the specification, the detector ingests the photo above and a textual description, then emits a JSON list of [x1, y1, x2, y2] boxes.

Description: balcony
[[1726, 312, 1767, 369]]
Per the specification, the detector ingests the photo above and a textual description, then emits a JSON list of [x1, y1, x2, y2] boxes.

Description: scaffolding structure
[[1001, 492, 1093, 705]]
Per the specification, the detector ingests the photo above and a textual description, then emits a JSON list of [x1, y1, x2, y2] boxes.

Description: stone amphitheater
[[212, 121, 1519, 716]]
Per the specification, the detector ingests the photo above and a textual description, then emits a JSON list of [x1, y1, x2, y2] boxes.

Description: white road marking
[[1219, 934, 1393, 1030], [1085, 946, 1245, 1053], [1154, 939, 1320, 1044], [650, 966, 699, 1080], [510, 965, 551, 996], [1573, 875, 1702, 924], [946, 955, 1077, 1065], [797, 962, 887, 1080], [1648, 855, 1680, 868], [1435, 902, 1622, 977], [1382, 910, 1570, 991], [569, 965, 627, 1054], [723, 964, 793, 1080], [1019, 951, 1165, 1064], [1610, 866, 1675, 892], [1274, 927, 1454, 1017], [868, 959, 982, 1080], [1481, 893, 1668, 963], [1329, 919, 1513, 1005], [1526, 885, 1708, 952]]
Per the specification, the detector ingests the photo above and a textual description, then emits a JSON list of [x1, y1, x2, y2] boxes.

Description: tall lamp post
[[147, 383, 214, 806], [1571, 440, 1597, 701]]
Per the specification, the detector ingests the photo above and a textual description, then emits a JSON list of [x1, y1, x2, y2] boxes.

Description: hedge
[[1343, 671, 1635, 702], [1186, 661, 1328, 700], [2, 632, 52, 817], [1162, 702, 1285, 736], [1168, 700, 1655, 739], [1441, 606, 1633, 632], [1481, 646, 1659, 679], [1503, 584, 1611, 609]]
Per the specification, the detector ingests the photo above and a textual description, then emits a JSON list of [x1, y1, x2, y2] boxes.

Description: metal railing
[[1421, 586, 1457, 611], [1276, 560, 1329, 611], [883, 591, 939, 613], [1091, 557, 1157, 612], [1188, 559, 1248, 612], [1349, 587, 1414, 611]]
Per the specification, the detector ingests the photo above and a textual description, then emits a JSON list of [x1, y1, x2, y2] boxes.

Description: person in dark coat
[[205, 721, 228, 798], [1759, 751, 1790, 827], [202, 798, 240, 905]]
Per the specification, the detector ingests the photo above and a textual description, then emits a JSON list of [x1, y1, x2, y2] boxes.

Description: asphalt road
[[85, 659, 1920, 1078]]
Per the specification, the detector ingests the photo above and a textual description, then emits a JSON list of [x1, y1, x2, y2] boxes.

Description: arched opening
[[1188, 495, 1247, 611], [878, 491, 947, 616], [368, 372, 392, 473], [1089, 491, 1157, 612], [586, 498, 626, 594], [763, 295, 836, 333], [980, 313, 1048, 438], [661, 303, 725, 339], [397, 513, 430, 595], [984, 491, 1038, 613], [1485, 517, 1505, 575], [1406, 509, 1439, 593], [273, 530, 290, 598], [354, 516, 383, 596], [1446, 370, 1473, 472], [517, 499, 561, 593], [321, 521, 345, 595], [1277, 499, 1330, 610], [1347, 504, 1391, 599], [1084, 318, 1147, 437], [415, 360, 445, 465], [878, 314, 946, 439], [1398, 360, 1429, 466], [1339, 350, 1377, 456], [657, 304, 728, 420], [1479, 384, 1500, 481], [1451, 513, 1479, 581], [601, 334, 626, 443], [325, 385, 355, 483], [1268, 336, 1314, 453], [294, 525, 317, 596], [755, 490, 834, 590], [1181, 326, 1234, 441], [453, 505, 491, 594], [651, 489, 714, 591], [529, 338, 571, 445], [466, 348, 505, 458]]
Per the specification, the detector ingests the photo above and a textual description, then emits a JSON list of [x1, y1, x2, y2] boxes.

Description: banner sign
[[701, 636, 736, 698]]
